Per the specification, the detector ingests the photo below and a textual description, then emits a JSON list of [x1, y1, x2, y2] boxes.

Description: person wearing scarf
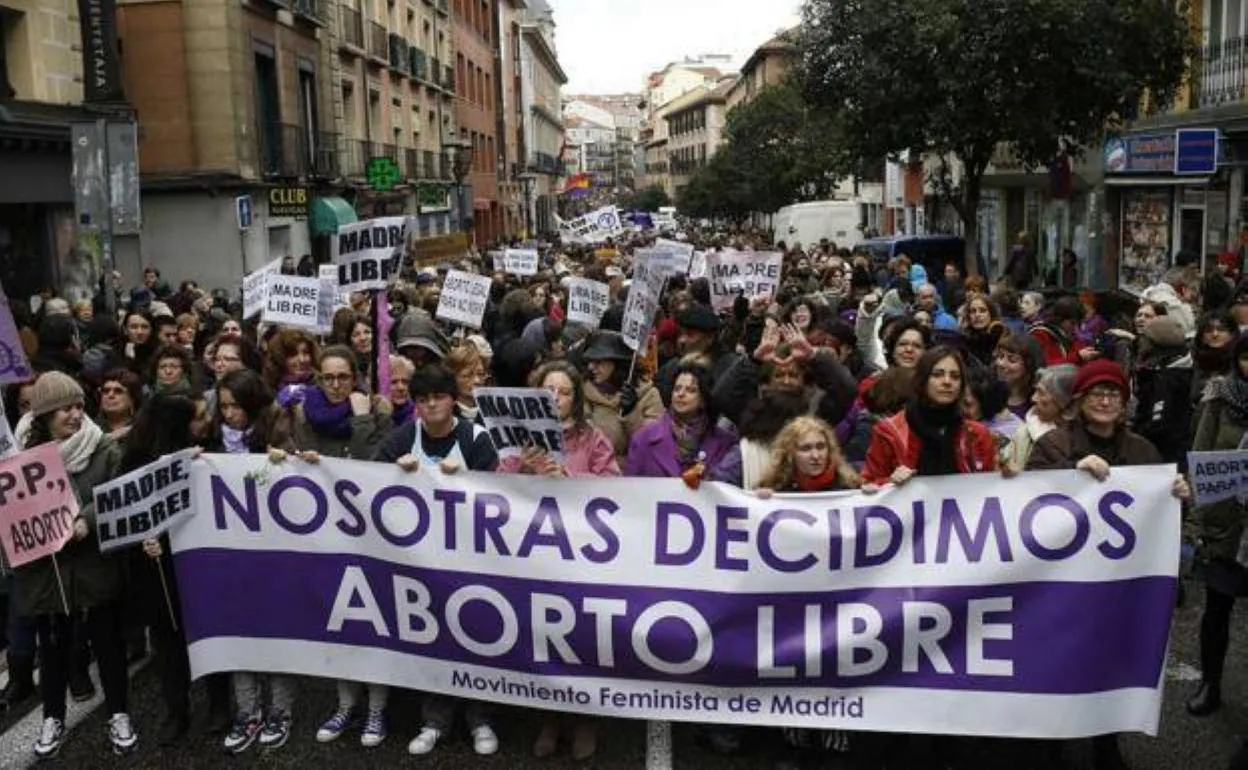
[[1186, 335, 1248, 720], [388, 355, 416, 426], [755, 415, 869, 763], [287, 347, 392, 748], [582, 331, 663, 459], [149, 345, 194, 396], [263, 329, 319, 411], [862, 346, 998, 486], [1003, 364, 1078, 474], [14, 372, 136, 759]]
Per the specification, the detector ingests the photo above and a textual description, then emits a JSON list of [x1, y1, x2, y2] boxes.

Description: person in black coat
[[1131, 315, 1194, 467]]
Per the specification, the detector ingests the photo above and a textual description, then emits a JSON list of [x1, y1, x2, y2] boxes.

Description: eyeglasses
[[1085, 388, 1123, 403], [320, 374, 354, 385]]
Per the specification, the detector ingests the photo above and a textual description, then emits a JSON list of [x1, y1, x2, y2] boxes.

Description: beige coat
[[584, 380, 663, 458]]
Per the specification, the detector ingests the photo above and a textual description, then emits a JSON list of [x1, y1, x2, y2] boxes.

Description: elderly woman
[[1002, 364, 1078, 474], [388, 355, 417, 426], [1026, 358, 1191, 770]]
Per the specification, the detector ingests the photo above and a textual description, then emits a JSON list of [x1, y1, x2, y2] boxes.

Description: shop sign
[[268, 186, 310, 218], [1104, 128, 1220, 175], [1175, 128, 1219, 175]]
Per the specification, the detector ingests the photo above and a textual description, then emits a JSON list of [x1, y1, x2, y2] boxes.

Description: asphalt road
[[0, 577, 1243, 769]]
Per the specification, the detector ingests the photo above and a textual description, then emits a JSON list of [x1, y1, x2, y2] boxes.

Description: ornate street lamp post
[[444, 135, 474, 234]]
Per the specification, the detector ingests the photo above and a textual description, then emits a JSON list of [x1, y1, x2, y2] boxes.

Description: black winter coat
[[1132, 353, 1195, 467]]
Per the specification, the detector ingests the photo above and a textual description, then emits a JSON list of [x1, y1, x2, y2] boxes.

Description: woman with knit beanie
[[15, 371, 136, 759]]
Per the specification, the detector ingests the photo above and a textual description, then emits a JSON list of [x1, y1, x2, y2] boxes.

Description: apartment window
[[486, 135, 494, 173], [0, 9, 17, 100], [481, 0, 490, 42], [484, 72, 492, 110], [342, 82, 357, 136], [457, 53, 466, 99], [254, 50, 281, 173], [298, 65, 320, 165], [368, 89, 381, 141]]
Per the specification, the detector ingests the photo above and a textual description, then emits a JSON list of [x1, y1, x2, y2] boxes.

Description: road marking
[[645, 720, 672, 770], [0, 658, 149, 770]]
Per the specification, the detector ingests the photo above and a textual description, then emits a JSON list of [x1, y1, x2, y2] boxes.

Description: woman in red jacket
[[862, 346, 998, 486]]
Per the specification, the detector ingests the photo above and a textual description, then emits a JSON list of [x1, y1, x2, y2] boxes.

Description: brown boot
[[533, 715, 560, 758], [571, 719, 598, 761]]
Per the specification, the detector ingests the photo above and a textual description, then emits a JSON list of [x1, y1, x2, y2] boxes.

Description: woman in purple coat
[[624, 361, 741, 487]]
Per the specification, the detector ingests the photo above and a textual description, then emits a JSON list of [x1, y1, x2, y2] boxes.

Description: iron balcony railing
[[256, 123, 338, 178], [389, 35, 409, 76], [431, 57, 442, 89], [423, 150, 438, 179], [444, 65, 455, 93], [367, 22, 388, 61], [340, 7, 363, 49], [1197, 38, 1247, 108], [404, 148, 420, 179], [410, 46, 428, 82], [291, 0, 327, 22]]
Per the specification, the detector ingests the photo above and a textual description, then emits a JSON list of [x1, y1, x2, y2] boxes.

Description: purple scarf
[[393, 399, 416, 426], [302, 386, 354, 439], [277, 374, 314, 410]]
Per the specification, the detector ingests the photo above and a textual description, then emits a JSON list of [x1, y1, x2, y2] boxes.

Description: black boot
[[0, 654, 35, 710], [1186, 681, 1223, 716], [201, 673, 232, 735]]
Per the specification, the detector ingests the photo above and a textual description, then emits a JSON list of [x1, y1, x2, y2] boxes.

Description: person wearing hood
[[1142, 266, 1198, 337], [913, 282, 958, 330], [1130, 315, 1194, 466], [394, 311, 450, 368]]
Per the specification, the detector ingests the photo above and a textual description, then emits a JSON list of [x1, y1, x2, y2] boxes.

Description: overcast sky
[[552, 0, 802, 94]]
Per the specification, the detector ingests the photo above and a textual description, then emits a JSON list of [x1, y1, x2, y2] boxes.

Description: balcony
[[439, 151, 453, 180], [430, 57, 442, 90], [404, 148, 420, 179], [257, 123, 339, 179], [528, 151, 561, 176], [389, 35, 409, 77], [410, 46, 428, 82], [342, 139, 369, 177], [340, 7, 363, 50], [367, 21, 388, 63], [423, 150, 439, 179], [1197, 38, 1247, 109], [291, 0, 327, 23], [443, 65, 455, 93]]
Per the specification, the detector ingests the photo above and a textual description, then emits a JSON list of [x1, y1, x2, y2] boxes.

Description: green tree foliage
[[797, 0, 1193, 272], [623, 185, 672, 212], [677, 83, 846, 221]]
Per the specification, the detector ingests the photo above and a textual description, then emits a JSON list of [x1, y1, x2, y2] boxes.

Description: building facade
[[515, 0, 564, 236], [662, 79, 730, 199], [453, 0, 502, 245], [0, 0, 114, 300], [725, 29, 796, 113]]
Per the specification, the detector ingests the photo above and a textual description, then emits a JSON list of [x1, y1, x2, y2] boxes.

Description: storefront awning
[[310, 196, 358, 235], [1104, 176, 1211, 186]]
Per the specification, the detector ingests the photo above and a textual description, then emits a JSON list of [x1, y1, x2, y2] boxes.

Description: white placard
[[332, 216, 407, 292], [0, 402, 15, 459], [689, 250, 708, 280], [435, 270, 491, 330], [558, 205, 623, 244], [707, 249, 783, 313], [92, 449, 196, 553], [489, 251, 505, 272], [621, 253, 667, 350], [317, 264, 339, 334], [472, 387, 565, 460], [566, 278, 610, 328], [503, 248, 539, 276], [262, 275, 321, 330], [654, 238, 694, 274], [242, 258, 282, 319]]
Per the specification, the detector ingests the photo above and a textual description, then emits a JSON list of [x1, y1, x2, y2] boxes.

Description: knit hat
[[1073, 359, 1128, 398], [28, 371, 85, 418], [676, 303, 720, 333], [1141, 315, 1187, 350]]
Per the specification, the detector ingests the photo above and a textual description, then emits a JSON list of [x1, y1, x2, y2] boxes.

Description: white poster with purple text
[[173, 461, 1178, 738]]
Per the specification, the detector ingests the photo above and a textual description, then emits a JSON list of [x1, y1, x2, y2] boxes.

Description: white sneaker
[[108, 713, 138, 754], [407, 726, 441, 755], [33, 717, 65, 759], [472, 724, 498, 756]]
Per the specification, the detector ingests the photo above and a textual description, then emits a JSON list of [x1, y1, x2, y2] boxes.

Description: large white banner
[[174, 462, 1179, 739], [559, 206, 623, 244], [333, 217, 407, 293]]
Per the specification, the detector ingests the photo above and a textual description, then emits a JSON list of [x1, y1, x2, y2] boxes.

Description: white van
[[773, 201, 864, 250]]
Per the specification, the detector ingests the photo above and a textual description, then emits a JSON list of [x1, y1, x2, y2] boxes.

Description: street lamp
[[518, 172, 537, 240], [444, 135, 474, 234]]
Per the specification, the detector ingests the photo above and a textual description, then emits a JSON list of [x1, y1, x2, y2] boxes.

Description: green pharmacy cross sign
[[366, 157, 401, 191]]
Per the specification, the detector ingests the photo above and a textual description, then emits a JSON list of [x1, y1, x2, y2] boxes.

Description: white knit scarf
[[15, 413, 104, 474]]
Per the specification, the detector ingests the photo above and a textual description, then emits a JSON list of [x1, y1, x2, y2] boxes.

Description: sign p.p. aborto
[[0, 444, 80, 568]]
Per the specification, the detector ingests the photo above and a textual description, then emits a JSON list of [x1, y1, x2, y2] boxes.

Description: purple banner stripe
[[173, 548, 1174, 695]]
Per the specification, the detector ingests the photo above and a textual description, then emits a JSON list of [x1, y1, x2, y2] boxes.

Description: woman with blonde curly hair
[[755, 415, 865, 762]]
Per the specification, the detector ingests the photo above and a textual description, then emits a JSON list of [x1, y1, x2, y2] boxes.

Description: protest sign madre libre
[[707, 250, 783, 313], [503, 249, 539, 277], [93, 449, 195, 553], [262, 275, 321, 331], [0, 444, 79, 568], [565, 278, 610, 328], [435, 270, 491, 330], [472, 387, 564, 460], [333, 216, 407, 293], [173, 463, 1178, 739]]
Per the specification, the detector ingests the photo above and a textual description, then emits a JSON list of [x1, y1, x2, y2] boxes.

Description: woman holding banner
[[755, 415, 868, 763], [500, 360, 618, 760], [207, 370, 301, 754], [1026, 358, 1191, 770], [15, 371, 136, 759], [118, 392, 228, 746]]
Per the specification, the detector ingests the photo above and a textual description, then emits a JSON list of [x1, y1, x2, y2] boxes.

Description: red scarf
[[794, 465, 840, 492]]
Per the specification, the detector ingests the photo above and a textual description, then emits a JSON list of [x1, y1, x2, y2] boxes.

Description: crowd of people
[[0, 227, 1242, 769]]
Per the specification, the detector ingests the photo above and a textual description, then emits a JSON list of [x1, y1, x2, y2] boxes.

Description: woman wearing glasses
[[1026, 359, 1190, 770], [284, 346, 393, 749], [95, 369, 143, 439]]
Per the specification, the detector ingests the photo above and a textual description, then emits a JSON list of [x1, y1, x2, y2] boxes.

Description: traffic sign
[[366, 157, 401, 192], [236, 195, 253, 230]]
